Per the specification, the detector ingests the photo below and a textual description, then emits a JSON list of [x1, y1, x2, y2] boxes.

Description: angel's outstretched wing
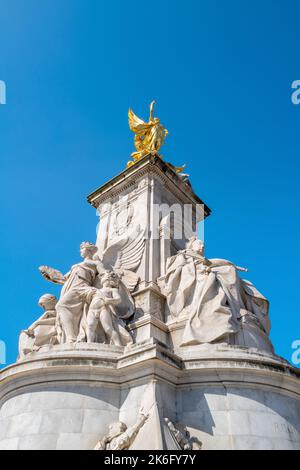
[[101, 226, 146, 291], [102, 225, 146, 271], [128, 109, 151, 133]]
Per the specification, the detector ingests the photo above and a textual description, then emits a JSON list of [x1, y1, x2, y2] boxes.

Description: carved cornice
[[1, 344, 299, 400], [87, 155, 211, 218]]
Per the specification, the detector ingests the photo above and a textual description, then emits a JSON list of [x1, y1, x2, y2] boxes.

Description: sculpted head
[[80, 242, 98, 259], [108, 421, 127, 436], [38, 294, 57, 311], [102, 271, 120, 288], [186, 236, 205, 255]]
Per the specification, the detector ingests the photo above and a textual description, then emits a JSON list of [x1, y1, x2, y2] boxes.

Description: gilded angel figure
[[128, 100, 168, 166]]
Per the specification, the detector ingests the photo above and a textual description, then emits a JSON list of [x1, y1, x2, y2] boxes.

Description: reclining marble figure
[[18, 294, 60, 358]]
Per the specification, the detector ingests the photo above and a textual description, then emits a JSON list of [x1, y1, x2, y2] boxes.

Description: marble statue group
[[19, 228, 145, 357], [18, 101, 272, 358], [9, 102, 299, 452], [19, 232, 272, 358]]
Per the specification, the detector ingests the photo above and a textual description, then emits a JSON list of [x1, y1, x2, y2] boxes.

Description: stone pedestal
[[88, 154, 210, 343], [1, 154, 300, 450], [0, 344, 299, 450]]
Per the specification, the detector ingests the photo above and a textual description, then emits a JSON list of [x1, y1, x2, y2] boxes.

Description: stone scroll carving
[[164, 236, 273, 350], [19, 227, 146, 356]]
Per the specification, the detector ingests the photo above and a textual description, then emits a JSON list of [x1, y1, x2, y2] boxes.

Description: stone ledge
[[128, 313, 169, 333], [1, 343, 299, 401], [87, 154, 211, 216]]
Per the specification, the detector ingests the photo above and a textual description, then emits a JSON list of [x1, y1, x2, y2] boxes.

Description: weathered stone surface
[[2, 155, 300, 450], [0, 343, 299, 450]]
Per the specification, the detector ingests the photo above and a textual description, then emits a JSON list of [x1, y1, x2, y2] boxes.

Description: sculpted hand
[[24, 328, 34, 337], [39, 266, 50, 278], [90, 287, 99, 296], [198, 264, 211, 275], [139, 406, 150, 421], [39, 266, 66, 285]]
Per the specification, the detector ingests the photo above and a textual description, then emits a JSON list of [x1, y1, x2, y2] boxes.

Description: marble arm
[[209, 258, 248, 272], [102, 289, 121, 306], [30, 317, 56, 331], [25, 313, 55, 335], [184, 250, 210, 264], [110, 289, 122, 304], [124, 413, 148, 444], [94, 438, 107, 450], [39, 266, 68, 285]]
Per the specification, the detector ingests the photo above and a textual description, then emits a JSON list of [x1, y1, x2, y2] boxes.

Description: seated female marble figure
[[165, 236, 272, 349], [39, 241, 100, 344]]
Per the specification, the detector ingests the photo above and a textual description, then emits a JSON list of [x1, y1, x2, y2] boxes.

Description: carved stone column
[[87, 154, 210, 343]]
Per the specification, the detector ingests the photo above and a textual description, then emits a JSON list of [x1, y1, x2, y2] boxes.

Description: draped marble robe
[[18, 309, 58, 358], [56, 259, 98, 343], [165, 250, 270, 346]]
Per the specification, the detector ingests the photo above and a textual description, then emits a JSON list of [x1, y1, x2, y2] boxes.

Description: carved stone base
[[132, 284, 166, 321], [0, 344, 300, 450], [129, 315, 169, 347]]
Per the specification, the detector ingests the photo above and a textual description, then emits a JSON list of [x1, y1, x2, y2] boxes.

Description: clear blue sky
[[0, 0, 299, 366]]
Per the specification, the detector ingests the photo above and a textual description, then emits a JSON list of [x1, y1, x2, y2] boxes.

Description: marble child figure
[[86, 271, 132, 346]]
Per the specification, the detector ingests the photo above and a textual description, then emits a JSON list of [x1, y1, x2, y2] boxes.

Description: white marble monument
[[0, 103, 299, 450]]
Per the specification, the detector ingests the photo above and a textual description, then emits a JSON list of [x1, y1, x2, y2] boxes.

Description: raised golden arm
[[149, 100, 156, 122]]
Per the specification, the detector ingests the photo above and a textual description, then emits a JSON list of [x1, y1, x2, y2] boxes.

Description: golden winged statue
[[127, 101, 168, 167]]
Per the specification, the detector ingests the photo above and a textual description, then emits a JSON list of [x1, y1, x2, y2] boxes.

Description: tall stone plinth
[[0, 344, 299, 450], [88, 154, 210, 329]]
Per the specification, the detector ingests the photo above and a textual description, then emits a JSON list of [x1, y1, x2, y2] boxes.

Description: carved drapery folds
[[19, 232, 274, 357], [18, 294, 60, 359], [19, 229, 146, 358], [164, 236, 274, 352]]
